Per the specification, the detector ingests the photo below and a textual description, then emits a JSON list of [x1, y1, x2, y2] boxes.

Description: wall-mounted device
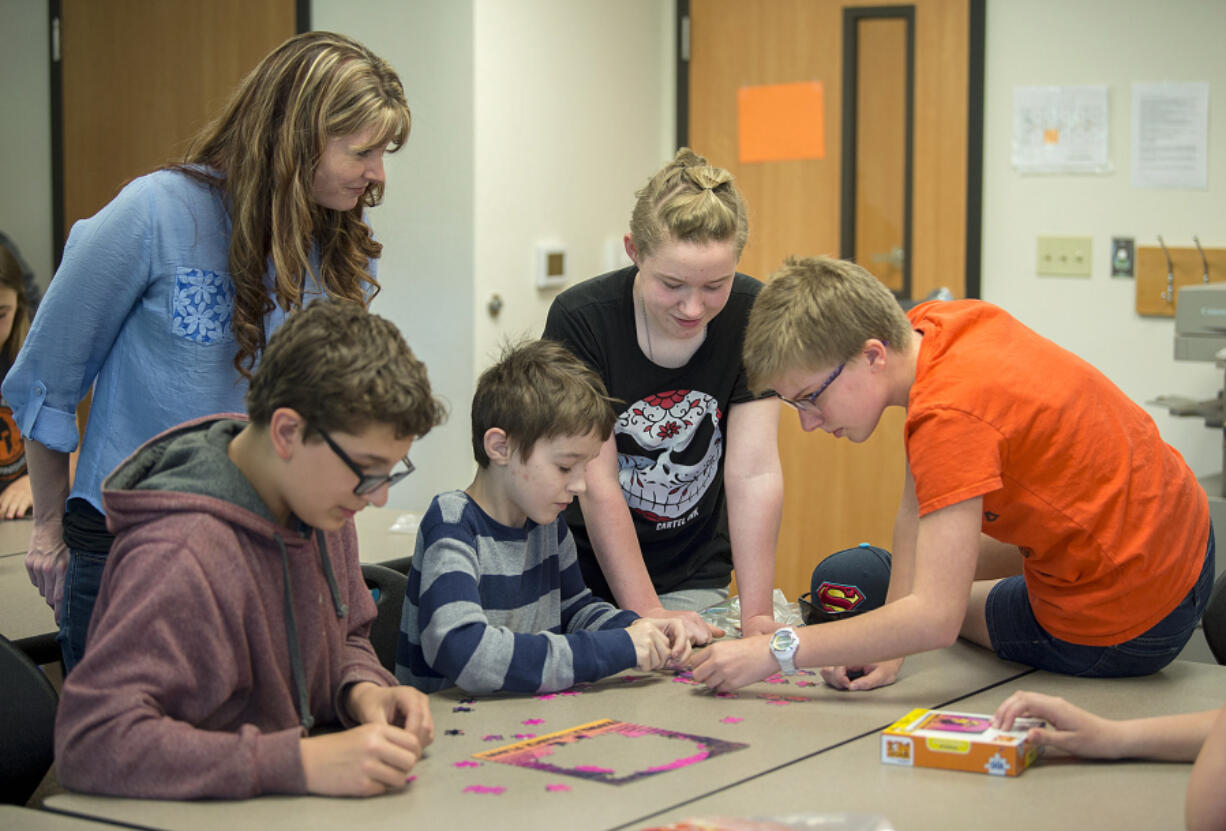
[[535, 242, 567, 290]]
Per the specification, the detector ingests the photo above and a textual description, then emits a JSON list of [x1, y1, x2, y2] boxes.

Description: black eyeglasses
[[777, 362, 845, 415], [317, 427, 415, 495]]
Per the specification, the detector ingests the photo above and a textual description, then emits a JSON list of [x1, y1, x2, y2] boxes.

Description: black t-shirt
[[542, 266, 763, 600]]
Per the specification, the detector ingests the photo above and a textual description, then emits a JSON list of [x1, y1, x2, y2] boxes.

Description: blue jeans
[[985, 524, 1215, 677], [58, 547, 108, 673]]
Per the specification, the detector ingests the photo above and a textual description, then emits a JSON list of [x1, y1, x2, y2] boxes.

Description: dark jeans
[[985, 524, 1215, 677], [57, 547, 108, 673]]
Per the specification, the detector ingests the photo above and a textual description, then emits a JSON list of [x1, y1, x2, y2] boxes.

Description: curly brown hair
[[175, 31, 411, 378]]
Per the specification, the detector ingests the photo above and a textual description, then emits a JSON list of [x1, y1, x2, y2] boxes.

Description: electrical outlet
[[1036, 236, 1093, 277]]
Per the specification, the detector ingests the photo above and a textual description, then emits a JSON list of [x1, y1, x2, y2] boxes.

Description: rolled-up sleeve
[[2, 178, 155, 453]]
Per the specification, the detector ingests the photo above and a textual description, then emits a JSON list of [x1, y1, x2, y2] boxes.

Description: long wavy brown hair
[[175, 31, 411, 378], [0, 243, 30, 373]]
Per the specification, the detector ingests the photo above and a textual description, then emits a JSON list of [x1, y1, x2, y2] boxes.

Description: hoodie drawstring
[[314, 529, 348, 620], [276, 531, 314, 733], [277, 528, 350, 734]]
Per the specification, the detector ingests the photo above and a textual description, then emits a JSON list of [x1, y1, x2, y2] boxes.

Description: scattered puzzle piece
[[545, 783, 571, 792], [454, 760, 481, 768], [463, 785, 505, 795], [513, 733, 537, 739], [523, 718, 544, 725], [453, 706, 473, 713], [482, 734, 504, 742], [445, 729, 465, 736], [720, 716, 744, 724]]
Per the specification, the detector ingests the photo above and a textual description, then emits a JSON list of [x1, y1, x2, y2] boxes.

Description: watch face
[[771, 628, 797, 652]]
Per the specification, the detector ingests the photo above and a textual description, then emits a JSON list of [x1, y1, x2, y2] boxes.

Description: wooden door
[[56, 0, 301, 253], [686, 0, 982, 601]]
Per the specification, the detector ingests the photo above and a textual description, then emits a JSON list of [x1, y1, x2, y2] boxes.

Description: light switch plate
[[1036, 236, 1092, 277]]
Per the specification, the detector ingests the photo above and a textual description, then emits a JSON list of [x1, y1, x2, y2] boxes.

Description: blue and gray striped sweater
[[395, 491, 639, 694]]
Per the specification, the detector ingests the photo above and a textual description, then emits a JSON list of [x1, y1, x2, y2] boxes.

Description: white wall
[[315, 0, 676, 508], [0, 0, 53, 294], [471, 0, 675, 371], [980, 0, 1226, 477], [312, 0, 477, 511]]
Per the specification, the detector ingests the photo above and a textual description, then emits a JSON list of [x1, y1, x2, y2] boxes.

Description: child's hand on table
[[992, 690, 1123, 758], [689, 634, 777, 692], [820, 658, 903, 691]]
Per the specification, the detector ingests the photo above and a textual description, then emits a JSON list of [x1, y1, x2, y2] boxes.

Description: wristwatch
[[769, 626, 800, 675]]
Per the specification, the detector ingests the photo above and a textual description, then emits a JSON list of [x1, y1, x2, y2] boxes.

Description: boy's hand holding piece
[[301, 723, 426, 797], [629, 618, 680, 671], [643, 607, 725, 645], [347, 681, 435, 744]]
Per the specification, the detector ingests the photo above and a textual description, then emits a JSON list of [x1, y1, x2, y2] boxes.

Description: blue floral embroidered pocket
[[172, 267, 234, 345]]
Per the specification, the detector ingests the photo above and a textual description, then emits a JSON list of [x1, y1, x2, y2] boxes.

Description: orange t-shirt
[[905, 300, 1208, 645]]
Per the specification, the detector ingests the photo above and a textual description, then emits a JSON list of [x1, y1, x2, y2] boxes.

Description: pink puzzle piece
[[463, 785, 506, 795], [453, 760, 481, 768], [523, 718, 545, 725], [545, 783, 571, 792], [720, 716, 744, 724]]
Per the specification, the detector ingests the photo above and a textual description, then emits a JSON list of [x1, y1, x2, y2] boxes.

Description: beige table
[[354, 505, 419, 565], [0, 806, 118, 829], [636, 658, 1226, 831], [45, 642, 1030, 831], [0, 515, 32, 556]]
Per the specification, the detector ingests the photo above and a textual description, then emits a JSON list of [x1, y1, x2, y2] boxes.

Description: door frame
[[675, 0, 985, 299], [46, 0, 312, 267]]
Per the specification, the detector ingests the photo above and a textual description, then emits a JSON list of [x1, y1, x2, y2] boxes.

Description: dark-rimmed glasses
[[317, 427, 415, 495], [777, 362, 845, 414]]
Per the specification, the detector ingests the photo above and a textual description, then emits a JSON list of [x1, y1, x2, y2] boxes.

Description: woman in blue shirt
[[3, 31, 413, 670]]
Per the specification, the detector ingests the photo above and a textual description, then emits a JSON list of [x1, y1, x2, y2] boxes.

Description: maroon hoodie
[[54, 417, 397, 798]]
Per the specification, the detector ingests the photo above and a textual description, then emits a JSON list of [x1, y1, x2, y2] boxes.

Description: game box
[[880, 708, 1042, 777]]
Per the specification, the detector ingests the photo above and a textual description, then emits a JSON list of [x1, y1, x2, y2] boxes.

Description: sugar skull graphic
[[617, 389, 722, 522]]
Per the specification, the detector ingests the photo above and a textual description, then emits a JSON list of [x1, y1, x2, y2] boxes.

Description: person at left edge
[[1, 31, 412, 671]]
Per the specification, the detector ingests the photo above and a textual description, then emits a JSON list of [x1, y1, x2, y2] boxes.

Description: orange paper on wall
[[738, 81, 825, 164]]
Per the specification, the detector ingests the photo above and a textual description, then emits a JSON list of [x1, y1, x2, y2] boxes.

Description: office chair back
[[0, 634, 58, 805], [1203, 570, 1226, 665], [361, 563, 409, 673]]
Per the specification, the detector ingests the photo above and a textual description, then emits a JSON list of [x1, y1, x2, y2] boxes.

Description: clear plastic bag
[[697, 588, 805, 635]]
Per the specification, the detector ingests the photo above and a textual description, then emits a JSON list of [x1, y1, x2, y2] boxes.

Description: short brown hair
[[246, 301, 445, 439], [629, 148, 749, 259], [471, 340, 616, 467], [743, 256, 912, 393]]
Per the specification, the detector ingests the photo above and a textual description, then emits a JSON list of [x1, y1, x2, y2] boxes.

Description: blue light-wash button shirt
[[1, 169, 359, 515]]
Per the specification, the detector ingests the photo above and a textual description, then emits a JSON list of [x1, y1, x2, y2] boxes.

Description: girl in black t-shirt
[[543, 149, 784, 642]]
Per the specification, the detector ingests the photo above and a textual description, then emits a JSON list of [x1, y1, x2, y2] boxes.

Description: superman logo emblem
[[816, 581, 865, 613]]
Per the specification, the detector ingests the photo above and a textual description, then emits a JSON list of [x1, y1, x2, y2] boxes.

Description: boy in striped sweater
[[396, 340, 693, 694]]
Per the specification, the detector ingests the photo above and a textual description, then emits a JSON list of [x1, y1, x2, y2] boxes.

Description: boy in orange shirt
[[691, 256, 1213, 691]]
